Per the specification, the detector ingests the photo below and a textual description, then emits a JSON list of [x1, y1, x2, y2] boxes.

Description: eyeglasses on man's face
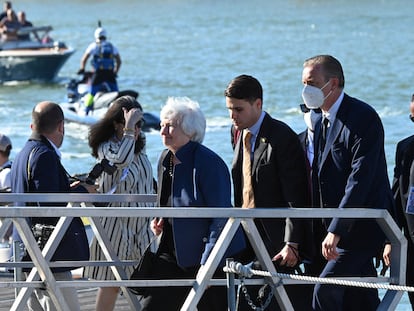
[[300, 104, 321, 114]]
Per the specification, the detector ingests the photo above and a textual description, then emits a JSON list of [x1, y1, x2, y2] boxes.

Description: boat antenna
[[98, 20, 102, 27]]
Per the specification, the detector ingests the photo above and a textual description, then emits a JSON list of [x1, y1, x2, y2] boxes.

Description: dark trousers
[[300, 220, 328, 311], [312, 248, 380, 311], [140, 254, 228, 311]]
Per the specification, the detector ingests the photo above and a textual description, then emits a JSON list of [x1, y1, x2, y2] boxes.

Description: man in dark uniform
[[11, 101, 95, 310]]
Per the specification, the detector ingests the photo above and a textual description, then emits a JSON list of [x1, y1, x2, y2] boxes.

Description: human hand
[[321, 232, 340, 260], [123, 107, 143, 129], [70, 180, 81, 188], [382, 243, 391, 266], [272, 244, 299, 267], [150, 217, 164, 236], [379, 243, 391, 276]]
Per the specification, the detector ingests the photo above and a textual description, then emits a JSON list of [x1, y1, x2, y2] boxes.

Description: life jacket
[[91, 41, 115, 71]]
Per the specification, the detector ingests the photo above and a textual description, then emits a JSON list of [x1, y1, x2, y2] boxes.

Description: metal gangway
[[0, 193, 407, 311]]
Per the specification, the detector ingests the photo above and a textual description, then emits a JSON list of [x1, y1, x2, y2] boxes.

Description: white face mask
[[303, 109, 321, 132], [301, 80, 331, 109]]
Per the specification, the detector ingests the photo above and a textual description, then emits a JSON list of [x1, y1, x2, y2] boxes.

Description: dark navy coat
[[10, 133, 89, 272], [157, 141, 246, 268], [312, 94, 394, 252]]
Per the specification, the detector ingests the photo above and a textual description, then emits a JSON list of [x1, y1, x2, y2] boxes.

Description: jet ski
[[60, 72, 160, 132]]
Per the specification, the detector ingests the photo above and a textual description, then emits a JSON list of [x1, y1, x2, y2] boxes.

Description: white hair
[[160, 96, 206, 143]]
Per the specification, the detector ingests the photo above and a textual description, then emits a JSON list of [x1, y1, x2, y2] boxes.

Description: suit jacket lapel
[[232, 131, 243, 170], [156, 149, 169, 206], [319, 94, 349, 168], [252, 115, 270, 173], [232, 113, 270, 175], [252, 137, 267, 173]]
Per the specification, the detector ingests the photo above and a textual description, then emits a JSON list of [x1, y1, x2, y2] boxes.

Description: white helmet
[[94, 27, 107, 41]]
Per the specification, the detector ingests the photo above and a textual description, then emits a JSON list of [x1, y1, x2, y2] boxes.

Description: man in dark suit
[[303, 55, 394, 311], [383, 94, 414, 308], [225, 74, 312, 310], [297, 105, 328, 309], [11, 101, 95, 311]]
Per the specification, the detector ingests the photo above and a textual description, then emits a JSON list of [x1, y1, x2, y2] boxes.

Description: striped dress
[[84, 134, 155, 280]]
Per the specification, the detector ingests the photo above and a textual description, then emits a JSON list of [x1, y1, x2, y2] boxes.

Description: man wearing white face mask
[[301, 55, 394, 311]]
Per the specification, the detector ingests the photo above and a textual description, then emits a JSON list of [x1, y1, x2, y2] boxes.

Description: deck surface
[[0, 272, 132, 310]]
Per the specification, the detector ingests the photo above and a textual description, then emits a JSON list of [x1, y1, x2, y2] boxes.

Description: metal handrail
[[0, 193, 406, 311]]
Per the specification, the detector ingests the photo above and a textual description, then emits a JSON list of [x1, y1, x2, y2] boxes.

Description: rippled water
[[1, 0, 412, 308]]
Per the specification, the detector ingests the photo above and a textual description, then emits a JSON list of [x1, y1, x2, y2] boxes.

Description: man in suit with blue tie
[[302, 55, 394, 310]]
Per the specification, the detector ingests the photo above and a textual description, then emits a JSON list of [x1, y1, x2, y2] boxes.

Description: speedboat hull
[[0, 47, 74, 82]]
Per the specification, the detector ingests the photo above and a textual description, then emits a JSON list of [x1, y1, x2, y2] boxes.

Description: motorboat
[[0, 26, 74, 83], [60, 73, 161, 132]]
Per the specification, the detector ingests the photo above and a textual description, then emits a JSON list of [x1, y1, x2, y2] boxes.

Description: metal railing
[[0, 193, 407, 311]]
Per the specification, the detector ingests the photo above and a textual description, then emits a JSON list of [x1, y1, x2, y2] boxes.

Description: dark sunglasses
[[120, 119, 145, 129], [300, 104, 322, 114]]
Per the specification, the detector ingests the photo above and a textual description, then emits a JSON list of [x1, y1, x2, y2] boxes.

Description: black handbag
[[129, 237, 159, 296]]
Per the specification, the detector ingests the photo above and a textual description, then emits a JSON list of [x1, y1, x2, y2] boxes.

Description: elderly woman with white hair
[[140, 97, 245, 311]]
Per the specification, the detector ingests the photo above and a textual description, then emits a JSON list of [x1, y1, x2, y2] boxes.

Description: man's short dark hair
[[224, 74, 263, 103], [304, 55, 345, 88]]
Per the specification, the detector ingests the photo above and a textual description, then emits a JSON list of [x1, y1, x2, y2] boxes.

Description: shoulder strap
[[27, 147, 37, 183], [25, 147, 40, 208]]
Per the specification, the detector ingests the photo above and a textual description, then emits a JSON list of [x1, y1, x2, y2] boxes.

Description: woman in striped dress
[[84, 95, 155, 311]]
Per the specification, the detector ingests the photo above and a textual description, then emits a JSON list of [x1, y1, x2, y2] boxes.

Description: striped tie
[[242, 130, 255, 208]]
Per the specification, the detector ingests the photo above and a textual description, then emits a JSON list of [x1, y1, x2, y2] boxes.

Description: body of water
[[1, 0, 413, 309]]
